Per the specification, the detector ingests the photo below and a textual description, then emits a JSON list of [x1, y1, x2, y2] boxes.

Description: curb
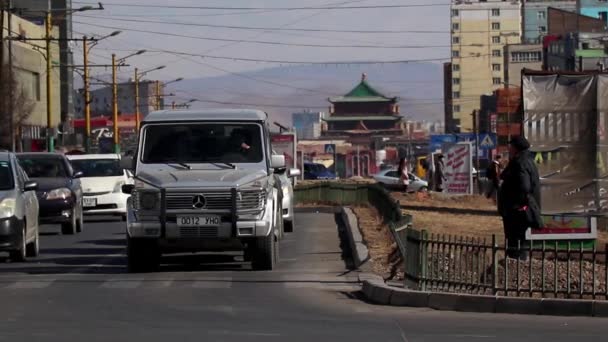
[[341, 207, 369, 269], [358, 273, 607, 317]]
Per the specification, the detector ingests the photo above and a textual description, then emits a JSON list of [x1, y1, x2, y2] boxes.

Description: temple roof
[[328, 73, 397, 103]]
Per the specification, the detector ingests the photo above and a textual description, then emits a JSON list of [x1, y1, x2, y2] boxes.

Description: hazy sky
[[72, 0, 451, 83]]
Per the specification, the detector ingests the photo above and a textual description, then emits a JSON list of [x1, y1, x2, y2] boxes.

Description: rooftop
[[323, 115, 401, 122], [143, 109, 268, 123], [329, 73, 397, 103]]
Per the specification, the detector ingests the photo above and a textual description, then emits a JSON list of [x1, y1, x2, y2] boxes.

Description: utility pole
[[134, 68, 140, 130], [83, 36, 92, 152], [111, 53, 119, 153], [155, 80, 161, 110], [45, 11, 53, 152], [7, 0, 13, 151], [0, 3, 5, 146]]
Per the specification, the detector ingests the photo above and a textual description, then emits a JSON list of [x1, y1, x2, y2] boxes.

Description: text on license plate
[[83, 197, 97, 207], [177, 215, 220, 227]]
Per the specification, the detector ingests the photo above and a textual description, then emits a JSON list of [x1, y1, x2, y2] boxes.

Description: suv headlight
[[134, 190, 159, 211], [0, 198, 16, 219], [46, 188, 72, 200]]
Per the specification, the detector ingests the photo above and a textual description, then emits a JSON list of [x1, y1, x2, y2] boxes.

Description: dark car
[[303, 162, 336, 180], [17, 153, 84, 235]]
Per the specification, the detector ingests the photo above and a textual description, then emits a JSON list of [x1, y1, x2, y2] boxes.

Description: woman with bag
[[397, 158, 410, 193]]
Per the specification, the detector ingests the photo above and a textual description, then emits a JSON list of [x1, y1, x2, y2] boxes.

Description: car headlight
[[0, 198, 16, 219], [139, 191, 159, 210], [113, 181, 126, 193], [46, 188, 72, 200]]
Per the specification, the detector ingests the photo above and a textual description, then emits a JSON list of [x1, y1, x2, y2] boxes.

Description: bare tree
[[0, 62, 35, 149]]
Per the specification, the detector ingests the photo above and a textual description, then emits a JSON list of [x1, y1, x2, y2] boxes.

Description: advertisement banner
[[526, 215, 597, 241], [444, 142, 473, 195], [271, 133, 296, 170]]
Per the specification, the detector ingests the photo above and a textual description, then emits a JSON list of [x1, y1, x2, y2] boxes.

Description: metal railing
[[395, 225, 608, 299]]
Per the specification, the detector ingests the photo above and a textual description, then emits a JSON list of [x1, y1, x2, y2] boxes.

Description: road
[[0, 209, 606, 341]]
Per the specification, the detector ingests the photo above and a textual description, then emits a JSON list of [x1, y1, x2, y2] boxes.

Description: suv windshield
[[70, 159, 122, 177], [0, 161, 14, 190], [142, 123, 264, 164], [18, 156, 68, 178]]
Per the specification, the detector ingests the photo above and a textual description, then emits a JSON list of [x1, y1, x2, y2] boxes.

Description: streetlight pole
[[83, 36, 91, 152], [45, 11, 53, 152], [112, 53, 119, 153], [156, 80, 161, 110], [134, 68, 140, 130]]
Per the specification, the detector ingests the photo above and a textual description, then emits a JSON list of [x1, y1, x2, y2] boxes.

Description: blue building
[[580, 0, 608, 25], [523, 1, 577, 44], [292, 111, 325, 140]]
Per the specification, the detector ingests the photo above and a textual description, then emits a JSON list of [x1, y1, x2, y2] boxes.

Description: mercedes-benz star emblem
[[192, 195, 206, 209]]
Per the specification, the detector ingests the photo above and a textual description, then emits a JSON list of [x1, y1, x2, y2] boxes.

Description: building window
[[491, 8, 500, 17], [493, 77, 502, 85], [452, 78, 460, 85], [16, 68, 41, 101], [452, 50, 460, 57], [492, 22, 500, 30], [453, 105, 461, 113], [492, 36, 501, 44], [511, 51, 542, 62], [452, 23, 460, 31], [539, 26, 546, 33], [492, 49, 502, 57], [537, 11, 546, 19], [452, 9, 459, 17], [453, 91, 460, 99], [453, 36, 460, 44], [492, 64, 501, 71], [452, 64, 460, 72]]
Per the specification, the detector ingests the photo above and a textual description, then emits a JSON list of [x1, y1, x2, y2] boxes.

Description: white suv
[[121, 109, 285, 272]]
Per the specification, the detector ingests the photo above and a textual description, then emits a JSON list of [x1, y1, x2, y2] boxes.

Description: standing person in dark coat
[[434, 154, 446, 192], [498, 136, 542, 259]]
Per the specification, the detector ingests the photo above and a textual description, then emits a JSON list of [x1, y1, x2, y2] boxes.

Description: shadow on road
[[79, 239, 125, 247]]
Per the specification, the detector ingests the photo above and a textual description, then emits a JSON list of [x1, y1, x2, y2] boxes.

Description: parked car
[[275, 167, 300, 234], [67, 154, 132, 220], [373, 169, 429, 192], [17, 153, 84, 235], [303, 162, 336, 180], [0, 152, 40, 261]]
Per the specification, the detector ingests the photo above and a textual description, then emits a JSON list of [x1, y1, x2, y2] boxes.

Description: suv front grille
[[179, 226, 218, 238], [166, 190, 265, 212]]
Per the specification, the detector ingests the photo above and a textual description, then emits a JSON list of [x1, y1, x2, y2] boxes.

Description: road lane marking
[[100, 279, 143, 289], [6, 280, 54, 289], [192, 277, 232, 289]]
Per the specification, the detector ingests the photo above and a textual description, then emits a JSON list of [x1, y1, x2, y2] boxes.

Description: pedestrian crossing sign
[[324, 144, 336, 154], [478, 134, 497, 150]]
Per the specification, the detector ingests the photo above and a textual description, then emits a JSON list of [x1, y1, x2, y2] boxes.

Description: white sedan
[[67, 154, 132, 220], [373, 169, 429, 192]]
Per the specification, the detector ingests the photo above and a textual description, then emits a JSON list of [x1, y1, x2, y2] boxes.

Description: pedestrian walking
[[485, 155, 502, 203], [397, 157, 410, 193], [434, 154, 446, 192], [498, 136, 542, 260]]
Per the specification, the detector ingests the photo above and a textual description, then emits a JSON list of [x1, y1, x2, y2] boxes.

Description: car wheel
[[26, 227, 39, 258], [284, 219, 294, 233], [61, 209, 77, 235], [418, 186, 428, 193], [127, 235, 160, 273], [76, 207, 84, 233], [251, 204, 280, 271], [10, 225, 27, 262]]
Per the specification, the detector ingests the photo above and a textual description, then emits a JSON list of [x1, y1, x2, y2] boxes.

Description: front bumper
[[83, 192, 129, 215], [39, 199, 75, 224], [0, 216, 23, 250]]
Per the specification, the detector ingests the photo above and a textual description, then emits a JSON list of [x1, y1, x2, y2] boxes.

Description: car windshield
[[18, 156, 68, 178], [70, 159, 122, 177], [0, 161, 14, 191], [142, 123, 264, 164]]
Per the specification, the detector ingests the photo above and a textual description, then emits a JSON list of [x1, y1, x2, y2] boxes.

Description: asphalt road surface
[[0, 209, 606, 341]]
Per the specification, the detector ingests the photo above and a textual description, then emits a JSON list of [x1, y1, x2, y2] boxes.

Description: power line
[[72, 20, 454, 49], [73, 2, 449, 10]]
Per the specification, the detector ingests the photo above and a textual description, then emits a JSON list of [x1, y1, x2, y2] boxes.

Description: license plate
[[177, 215, 220, 227], [83, 197, 97, 208]]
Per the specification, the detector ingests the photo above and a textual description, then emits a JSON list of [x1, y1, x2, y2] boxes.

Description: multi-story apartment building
[[522, 1, 577, 43]]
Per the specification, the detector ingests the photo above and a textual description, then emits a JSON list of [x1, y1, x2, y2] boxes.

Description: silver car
[[373, 169, 429, 192], [0, 152, 40, 261]]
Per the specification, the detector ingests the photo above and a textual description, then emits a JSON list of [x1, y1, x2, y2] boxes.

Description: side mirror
[[122, 184, 135, 194], [288, 168, 301, 178], [270, 154, 286, 169], [73, 171, 84, 178], [120, 156, 134, 171], [23, 180, 38, 192]]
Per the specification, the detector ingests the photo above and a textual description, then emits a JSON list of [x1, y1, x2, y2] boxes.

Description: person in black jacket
[[498, 136, 542, 260]]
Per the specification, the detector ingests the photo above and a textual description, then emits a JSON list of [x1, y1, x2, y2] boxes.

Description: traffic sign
[[478, 133, 497, 150], [324, 144, 336, 154]]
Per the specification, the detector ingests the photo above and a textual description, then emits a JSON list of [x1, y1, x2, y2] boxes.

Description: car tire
[[26, 228, 39, 258], [284, 219, 294, 233], [418, 186, 428, 193], [127, 235, 160, 273], [61, 209, 77, 235], [251, 203, 280, 271], [76, 207, 84, 233], [10, 225, 27, 262]]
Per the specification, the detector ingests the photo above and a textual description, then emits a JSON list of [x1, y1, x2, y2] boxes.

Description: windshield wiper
[[165, 162, 191, 170], [209, 162, 236, 169]]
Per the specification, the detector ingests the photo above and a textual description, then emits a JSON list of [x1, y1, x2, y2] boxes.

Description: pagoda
[[323, 73, 403, 141]]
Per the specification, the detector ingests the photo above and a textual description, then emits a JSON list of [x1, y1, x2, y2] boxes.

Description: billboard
[[443, 142, 473, 195], [271, 132, 296, 170]]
